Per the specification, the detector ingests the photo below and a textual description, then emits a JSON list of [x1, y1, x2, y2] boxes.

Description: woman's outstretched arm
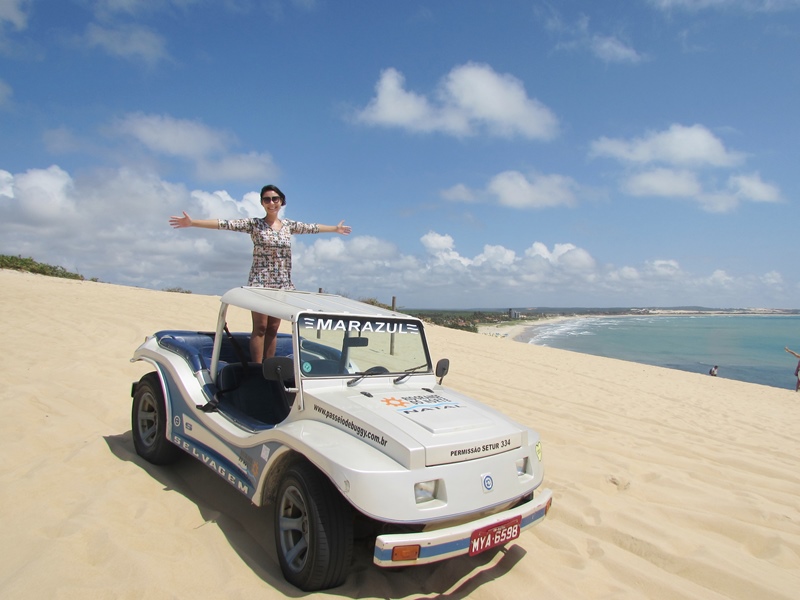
[[169, 211, 219, 229], [317, 220, 351, 235]]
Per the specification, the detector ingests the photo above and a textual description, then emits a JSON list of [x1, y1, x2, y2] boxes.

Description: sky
[[1, 0, 799, 309]]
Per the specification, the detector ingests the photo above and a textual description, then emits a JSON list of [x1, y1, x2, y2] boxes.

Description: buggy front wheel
[[274, 461, 353, 591]]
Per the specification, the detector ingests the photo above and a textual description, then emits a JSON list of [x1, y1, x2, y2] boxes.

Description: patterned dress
[[218, 218, 320, 289]]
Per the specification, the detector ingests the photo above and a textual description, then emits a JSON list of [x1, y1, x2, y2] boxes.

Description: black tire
[[274, 461, 353, 591], [131, 372, 181, 465]]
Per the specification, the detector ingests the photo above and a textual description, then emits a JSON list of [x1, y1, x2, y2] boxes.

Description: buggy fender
[[260, 418, 406, 507], [260, 419, 541, 524]]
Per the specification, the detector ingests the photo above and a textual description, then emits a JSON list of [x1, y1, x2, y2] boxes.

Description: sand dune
[[1, 269, 798, 599]]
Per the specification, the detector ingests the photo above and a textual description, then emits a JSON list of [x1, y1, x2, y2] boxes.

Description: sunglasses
[[261, 195, 282, 203]]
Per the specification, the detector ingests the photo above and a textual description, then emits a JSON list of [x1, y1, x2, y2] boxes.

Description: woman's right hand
[[169, 211, 192, 228]]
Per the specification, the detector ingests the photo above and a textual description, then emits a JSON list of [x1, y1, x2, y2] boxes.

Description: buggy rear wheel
[[132, 372, 181, 465]]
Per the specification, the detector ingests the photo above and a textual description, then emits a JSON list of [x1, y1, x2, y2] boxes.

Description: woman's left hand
[[337, 220, 352, 235]]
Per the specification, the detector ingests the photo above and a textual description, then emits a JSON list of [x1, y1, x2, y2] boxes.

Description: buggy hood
[[304, 383, 526, 468]]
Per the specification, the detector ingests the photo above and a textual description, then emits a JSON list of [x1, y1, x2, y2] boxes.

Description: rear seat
[[156, 331, 215, 372], [155, 330, 296, 425]]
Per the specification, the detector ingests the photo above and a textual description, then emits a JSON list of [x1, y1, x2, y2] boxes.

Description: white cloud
[[440, 183, 478, 203], [708, 269, 734, 286], [594, 124, 781, 213], [727, 172, 782, 203], [544, 12, 645, 64], [0, 77, 11, 107], [421, 231, 456, 254], [761, 270, 783, 286], [111, 112, 273, 184], [2, 165, 77, 222], [196, 152, 279, 182], [445, 170, 579, 210], [622, 168, 702, 197], [696, 192, 739, 213], [93, 0, 172, 16], [115, 113, 233, 159], [590, 123, 745, 167], [473, 244, 517, 268], [645, 259, 683, 278], [0, 168, 11, 196], [621, 170, 782, 213], [610, 266, 641, 281], [525, 242, 596, 271], [487, 170, 578, 209], [356, 68, 438, 132], [650, 0, 733, 9], [442, 63, 559, 139], [590, 34, 646, 64], [0, 164, 790, 308], [189, 189, 261, 219], [649, 0, 800, 12], [83, 23, 169, 66], [0, 0, 29, 30], [420, 231, 472, 267], [355, 63, 559, 140]]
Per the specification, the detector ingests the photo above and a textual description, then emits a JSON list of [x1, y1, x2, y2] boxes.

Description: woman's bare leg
[[264, 316, 281, 359], [250, 311, 268, 363]]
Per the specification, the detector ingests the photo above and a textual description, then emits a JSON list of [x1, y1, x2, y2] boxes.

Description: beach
[[2, 268, 799, 599], [483, 313, 800, 390]]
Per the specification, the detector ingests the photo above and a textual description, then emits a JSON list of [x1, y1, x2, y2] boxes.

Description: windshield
[[296, 314, 431, 378]]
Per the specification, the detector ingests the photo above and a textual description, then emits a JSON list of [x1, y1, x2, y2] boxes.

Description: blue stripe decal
[[521, 504, 548, 528]]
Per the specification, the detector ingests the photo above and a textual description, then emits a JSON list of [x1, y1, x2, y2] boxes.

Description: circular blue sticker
[[302, 361, 312, 373]]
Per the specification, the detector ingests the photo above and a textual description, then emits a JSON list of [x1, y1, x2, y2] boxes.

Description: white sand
[[2, 269, 799, 599]]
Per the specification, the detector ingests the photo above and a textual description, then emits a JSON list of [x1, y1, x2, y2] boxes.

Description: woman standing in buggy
[[170, 185, 351, 362]]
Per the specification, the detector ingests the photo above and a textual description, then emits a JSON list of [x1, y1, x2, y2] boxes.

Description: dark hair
[[260, 184, 286, 206]]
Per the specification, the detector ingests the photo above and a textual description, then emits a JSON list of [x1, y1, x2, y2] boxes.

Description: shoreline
[[477, 314, 592, 342], [477, 308, 797, 343], [479, 311, 798, 391]]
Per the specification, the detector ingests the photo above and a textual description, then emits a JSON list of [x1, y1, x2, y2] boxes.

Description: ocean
[[518, 314, 800, 391]]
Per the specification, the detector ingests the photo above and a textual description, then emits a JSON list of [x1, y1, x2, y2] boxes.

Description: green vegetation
[[162, 287, 193, 294], [0, 254, 85, 280], [406, 310, 508, 333]]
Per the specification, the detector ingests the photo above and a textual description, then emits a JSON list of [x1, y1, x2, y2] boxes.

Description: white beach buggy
[[130, 287, 552, 591]]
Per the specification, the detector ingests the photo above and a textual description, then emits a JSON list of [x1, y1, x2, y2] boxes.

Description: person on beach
[[169, 185, 351, 362], [784, 347, 800, 391], [709, 366, 718, 376]]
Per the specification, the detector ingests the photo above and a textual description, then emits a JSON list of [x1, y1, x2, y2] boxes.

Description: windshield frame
[[294, 312, 432, 379]]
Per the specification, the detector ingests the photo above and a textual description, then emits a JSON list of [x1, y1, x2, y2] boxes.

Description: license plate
[[468, 515, 521, 556]]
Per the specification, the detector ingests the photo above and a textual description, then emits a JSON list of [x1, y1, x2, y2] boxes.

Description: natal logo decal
[[381, 393, 462, 413]]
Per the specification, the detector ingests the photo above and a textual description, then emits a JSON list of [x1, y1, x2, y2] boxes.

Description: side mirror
[[263, 356, 295, 383], [435, 358, 450, 384]]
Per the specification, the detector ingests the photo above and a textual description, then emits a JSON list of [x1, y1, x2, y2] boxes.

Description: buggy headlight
[[414, 479, 440, 504]]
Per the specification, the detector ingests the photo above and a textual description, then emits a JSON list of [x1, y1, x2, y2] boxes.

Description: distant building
[[508, 309, 520, 320]]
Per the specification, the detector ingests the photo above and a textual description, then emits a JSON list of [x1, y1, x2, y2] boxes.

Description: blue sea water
[[520, 314, 800, 391]]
